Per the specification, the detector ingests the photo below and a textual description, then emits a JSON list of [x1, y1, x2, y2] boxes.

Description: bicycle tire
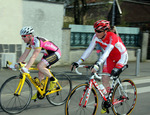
[[46, 72, 72, 106], [65, 83, 98, 115], [111, 79, 137, 115], [0, 76, 32, 114]]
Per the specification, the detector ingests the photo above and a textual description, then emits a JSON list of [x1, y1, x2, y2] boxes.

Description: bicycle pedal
[[56, 86, 60, 90], [34, 99, 37, 102]]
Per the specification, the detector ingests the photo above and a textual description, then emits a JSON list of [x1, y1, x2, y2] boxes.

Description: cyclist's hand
[[111, 68, 119, 76], [14, 63, 19, 68], [18, 62, 27, 68], [8, 63, 17, 71], [91, 64, 99, 73], [71, 62, 79, 71], [21, 67, 29, 73], [91, 61, 102, 72]]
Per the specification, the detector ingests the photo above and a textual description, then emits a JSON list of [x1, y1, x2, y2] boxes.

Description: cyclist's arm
[[97, 33, 119, 65], [98, 44, 114, 64], [17, 48, 31, 63], [25, 48, 41, 69]]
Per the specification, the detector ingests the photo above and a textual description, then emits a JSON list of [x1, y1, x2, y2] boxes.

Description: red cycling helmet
[[94, 20, 110, 31]]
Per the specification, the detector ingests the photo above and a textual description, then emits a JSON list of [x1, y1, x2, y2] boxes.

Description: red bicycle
[[65, 64, 137, 115]]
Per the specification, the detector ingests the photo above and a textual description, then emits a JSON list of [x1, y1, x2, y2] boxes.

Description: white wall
[[0, 0, 65, 68], [22, 1, 64, 65], [0, 0, 22, 44]]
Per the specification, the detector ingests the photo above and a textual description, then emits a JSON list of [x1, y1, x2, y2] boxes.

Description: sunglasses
[[21, 35, 30, 38], [95, 30, 104, 33]]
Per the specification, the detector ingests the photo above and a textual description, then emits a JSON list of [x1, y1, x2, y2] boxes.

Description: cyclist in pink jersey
[[10, 26, 61, 100], [71, 20, 128, 114]]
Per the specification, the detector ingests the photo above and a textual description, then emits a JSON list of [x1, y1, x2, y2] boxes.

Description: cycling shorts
[[42, 52, 59, 68], [103, 52, 128, 74]]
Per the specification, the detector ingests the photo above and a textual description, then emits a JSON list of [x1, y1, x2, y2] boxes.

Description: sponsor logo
[[45, 43, 57, 50]]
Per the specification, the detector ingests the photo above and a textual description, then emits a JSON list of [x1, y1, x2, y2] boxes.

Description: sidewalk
[[0, 61, 150, 85]]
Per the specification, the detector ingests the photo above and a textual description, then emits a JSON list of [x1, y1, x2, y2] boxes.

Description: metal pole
[[112, 0, 116, 26], [136, 49, 141, 76]]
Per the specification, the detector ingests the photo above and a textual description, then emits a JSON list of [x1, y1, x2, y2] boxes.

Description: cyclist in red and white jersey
[[71, 20, 128, 113], [10, 26, 61, 99]]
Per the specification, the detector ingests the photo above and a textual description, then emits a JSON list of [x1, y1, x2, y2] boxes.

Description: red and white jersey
[[79, 31, 128, 65]]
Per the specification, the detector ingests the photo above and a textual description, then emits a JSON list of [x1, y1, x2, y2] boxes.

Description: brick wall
[[0, 44, 22, 68]]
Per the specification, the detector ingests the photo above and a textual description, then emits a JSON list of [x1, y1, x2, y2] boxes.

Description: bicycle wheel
[[65, 83, 98, 115], [0, 76, 32, 114], [46, 72, 72, 106], [111, 79, 137, 115]]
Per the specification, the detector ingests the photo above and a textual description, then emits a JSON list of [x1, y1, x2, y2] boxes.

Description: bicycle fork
[[79, 81, 93, 107], [14, 74, 26, 96]]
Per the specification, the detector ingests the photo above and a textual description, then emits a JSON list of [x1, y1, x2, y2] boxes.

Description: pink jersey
[[26, 37, 61, 58], [79, 31, 128, 66]]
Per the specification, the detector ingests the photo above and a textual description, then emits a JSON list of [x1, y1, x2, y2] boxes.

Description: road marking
[[137, 86, 150, 94], [131, 78, 150, 94], [133, 78, 150, 84]]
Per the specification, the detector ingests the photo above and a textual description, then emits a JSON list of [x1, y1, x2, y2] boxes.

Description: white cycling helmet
[[20, 26, 34, 35]]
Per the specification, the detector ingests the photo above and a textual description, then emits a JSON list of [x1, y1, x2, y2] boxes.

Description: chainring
[[37, 91, 45, 99]]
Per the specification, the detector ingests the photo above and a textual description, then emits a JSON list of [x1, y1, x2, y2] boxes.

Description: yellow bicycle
[[0, 61, 72, 114]]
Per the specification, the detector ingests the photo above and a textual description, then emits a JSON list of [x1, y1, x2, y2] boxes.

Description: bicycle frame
[[78, 73, 129, 108], [1, 61, 72, 114], [65, 64, 136, 115], [79, 74, 107, 107], [14, 68, 62, 97]]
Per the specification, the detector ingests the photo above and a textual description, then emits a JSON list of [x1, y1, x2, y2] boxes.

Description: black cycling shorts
[[42, 53, 59, 67]]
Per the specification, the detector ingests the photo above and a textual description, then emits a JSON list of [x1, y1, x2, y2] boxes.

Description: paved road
[[0, 76, 150, 115], [0, 61, 150, 115]]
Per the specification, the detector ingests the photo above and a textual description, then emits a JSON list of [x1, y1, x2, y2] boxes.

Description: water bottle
[[34, 77, 40, 86], [99, 84, 107, 94]]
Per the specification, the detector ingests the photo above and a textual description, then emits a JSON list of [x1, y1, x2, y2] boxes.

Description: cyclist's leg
[[38, 71, 45, 81], [46, 72, 72, 106], [40, 53, 60, 88], [101, 58, 115, 114], [101, 53, 128, 114], [102, 75, 110, 90], [31, 54, 58, 100], [37, 62, 57, 91], [31, 62, 48, 100], [37, 61, 52, 78], [39, 53, 59, 78], [102, 58, 114, 91]]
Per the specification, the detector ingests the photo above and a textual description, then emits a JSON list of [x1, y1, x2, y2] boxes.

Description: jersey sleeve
[[98, 44, 114, 64], [34, 37, 42, 49], [26, 44, 31, 49]]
